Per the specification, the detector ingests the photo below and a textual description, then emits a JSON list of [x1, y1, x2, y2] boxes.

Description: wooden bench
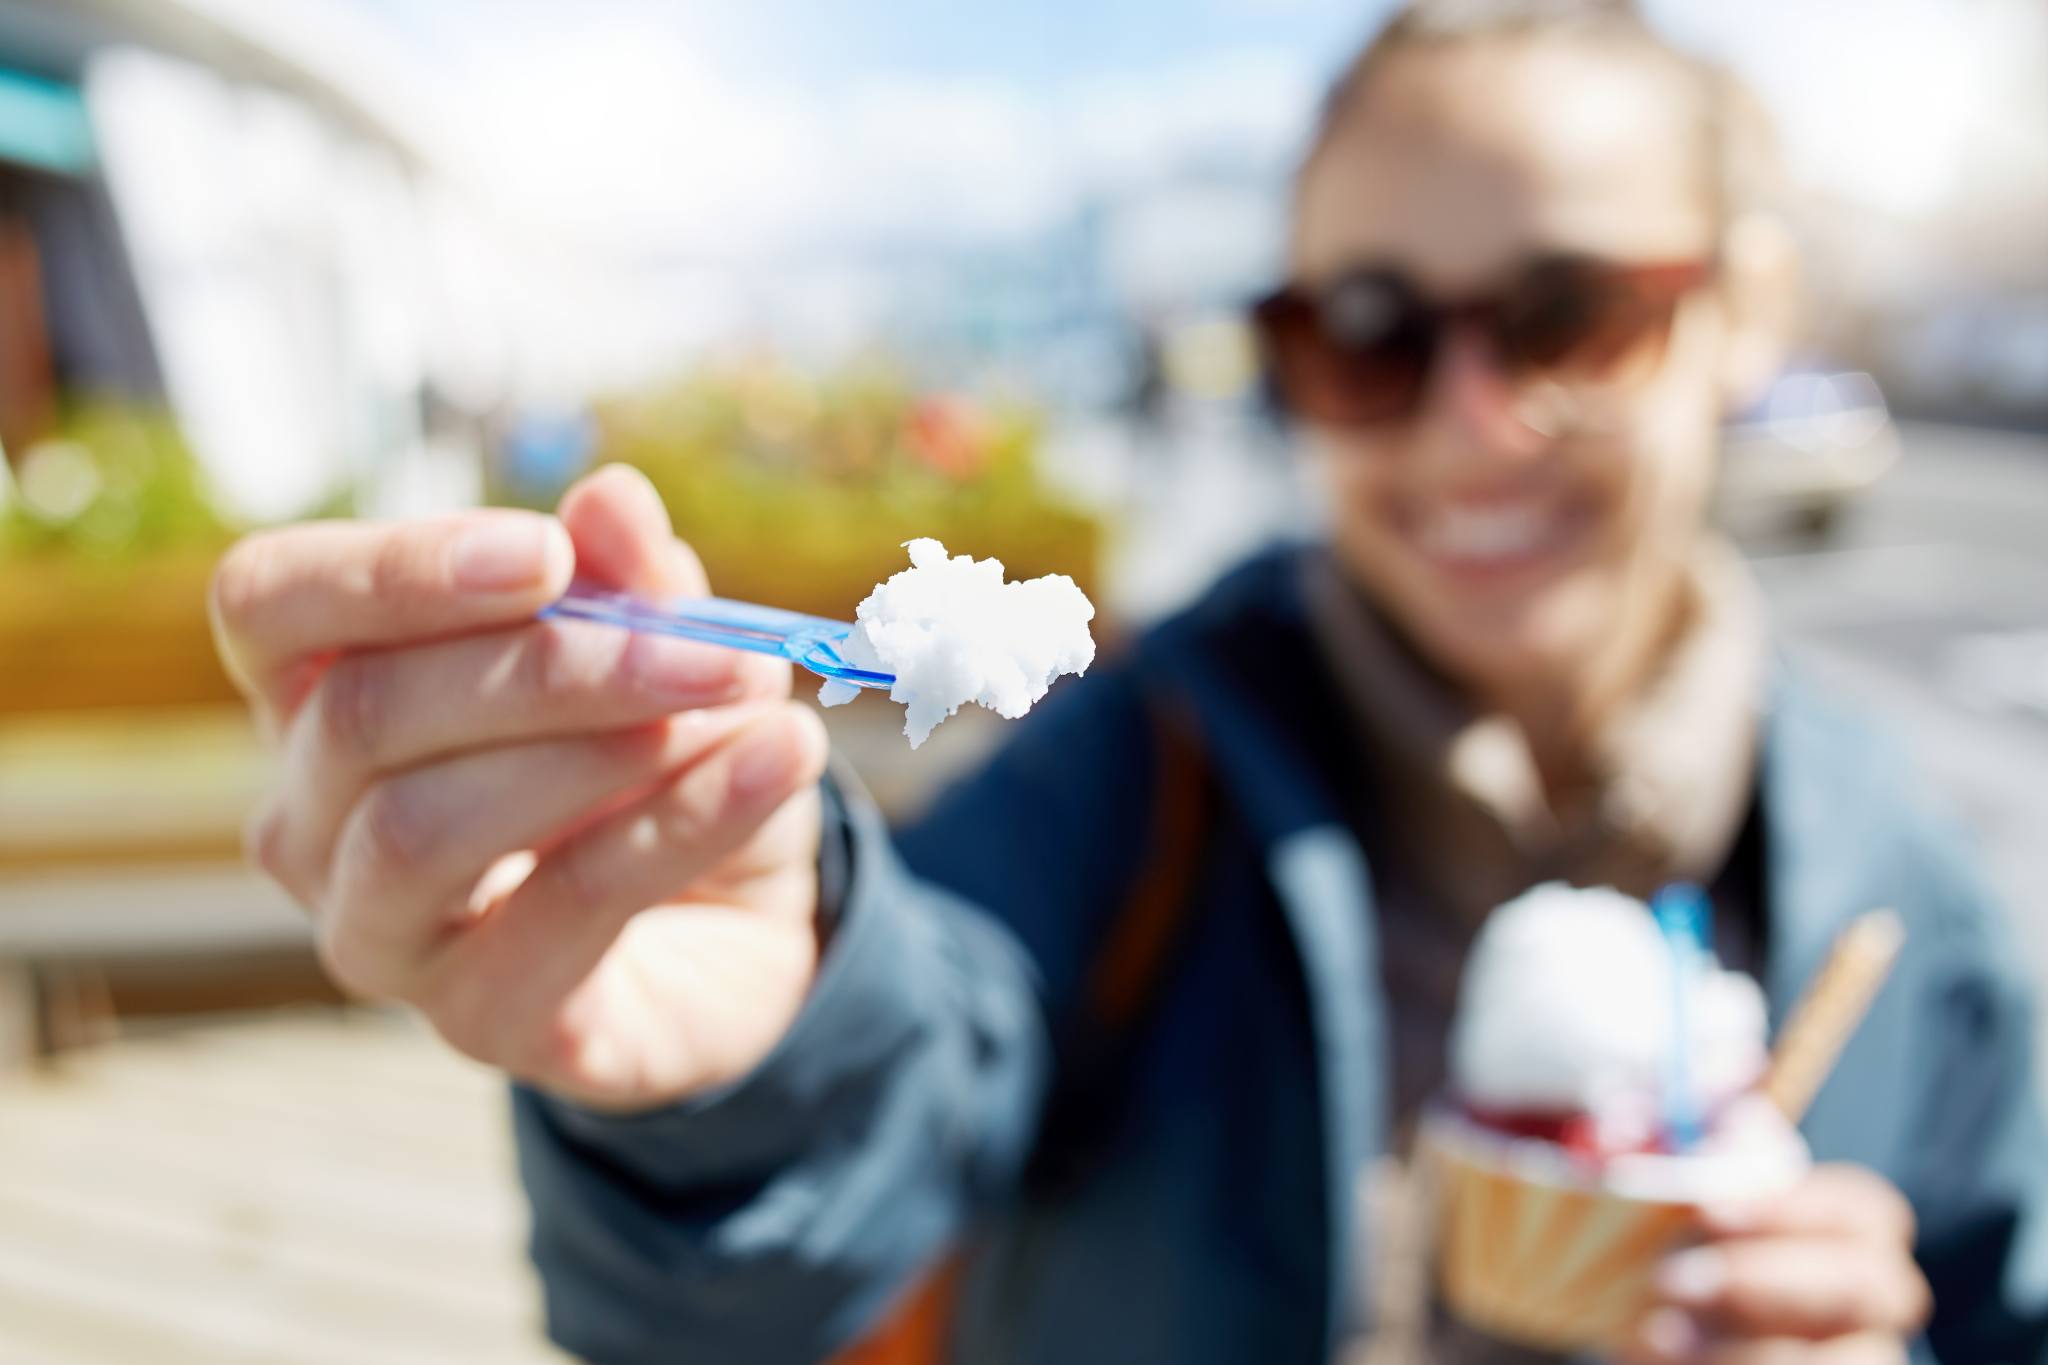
[[0, 706, 332, 1066]]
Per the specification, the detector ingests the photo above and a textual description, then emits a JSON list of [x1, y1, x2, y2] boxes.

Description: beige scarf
[[1299, 540, 1767, 922]]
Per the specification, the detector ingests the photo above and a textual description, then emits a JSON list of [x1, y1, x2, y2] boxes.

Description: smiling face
[[1292, 35, 1757, 706]]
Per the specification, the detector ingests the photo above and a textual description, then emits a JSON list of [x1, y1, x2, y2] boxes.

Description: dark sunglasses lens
[[1496, 262, 1676, 382], [1258, 278, 1428, 427]]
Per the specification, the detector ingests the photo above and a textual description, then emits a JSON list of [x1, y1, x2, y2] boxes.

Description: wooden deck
[[0, 695, 1010, 1361], [0, 1008, 570, 1365]]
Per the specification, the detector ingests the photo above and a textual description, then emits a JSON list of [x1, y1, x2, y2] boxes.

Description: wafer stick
[[1763, 910, 1906, 1122]]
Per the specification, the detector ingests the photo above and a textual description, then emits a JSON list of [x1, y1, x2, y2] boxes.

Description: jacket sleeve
[[1902, 834, 2048, 1364], [511, 667, 1163, 1364]]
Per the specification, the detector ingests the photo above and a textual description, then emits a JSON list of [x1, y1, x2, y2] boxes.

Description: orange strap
[[1084, 698, 1210, 1030], [833, 695, 1210, 1365], [830, 1257, 964, 1365]]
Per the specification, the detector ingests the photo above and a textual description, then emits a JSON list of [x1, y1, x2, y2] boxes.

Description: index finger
[[1700, 1164, 1917, 1244], [211, 510, 574, 721], [1651, 1236, 1931, 1342]]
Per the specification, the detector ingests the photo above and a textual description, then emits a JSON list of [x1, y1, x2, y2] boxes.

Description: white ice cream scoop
[[1449, 882, 1770, 1123], [540, 538, 1095, 749], [816, 538, 1095, 747]]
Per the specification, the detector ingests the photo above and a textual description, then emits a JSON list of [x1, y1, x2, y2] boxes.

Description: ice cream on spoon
[[541, 536, 1095, 749], [818, 538, 1096, 748]]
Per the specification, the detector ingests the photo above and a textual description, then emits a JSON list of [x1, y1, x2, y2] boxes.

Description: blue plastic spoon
[[539, 580, 895, 691]]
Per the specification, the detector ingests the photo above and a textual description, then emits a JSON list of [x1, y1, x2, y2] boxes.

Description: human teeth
[[1417, 505, 1554, 560]]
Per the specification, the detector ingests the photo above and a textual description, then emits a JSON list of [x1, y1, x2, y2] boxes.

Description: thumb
[[557, 463, 709, 599]]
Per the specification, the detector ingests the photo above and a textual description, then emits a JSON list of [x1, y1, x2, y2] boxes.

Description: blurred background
[[0, 0, 2042, 1359]]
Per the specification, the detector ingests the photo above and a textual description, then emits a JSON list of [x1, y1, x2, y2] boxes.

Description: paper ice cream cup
[[1421, 1103, 1809, 1352]]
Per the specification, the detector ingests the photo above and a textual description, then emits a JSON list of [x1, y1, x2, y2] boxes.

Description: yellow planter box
[[0, 551, 235, 714]]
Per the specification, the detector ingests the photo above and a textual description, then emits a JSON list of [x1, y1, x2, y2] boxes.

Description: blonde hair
[[1301, 0, 1782, 233]]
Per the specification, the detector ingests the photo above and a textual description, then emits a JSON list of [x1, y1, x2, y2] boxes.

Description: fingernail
[[730, 722, 794, 798], [1656, 1248, 1727, 1307], [1699, 1200, 1762, 1234], [631, 634, 736, 701], [452, 518, 564, 592], [1638, 1307, 1703, 1362]]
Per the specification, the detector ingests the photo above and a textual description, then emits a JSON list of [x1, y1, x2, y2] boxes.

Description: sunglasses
[[1252, 256, 1713, 430]]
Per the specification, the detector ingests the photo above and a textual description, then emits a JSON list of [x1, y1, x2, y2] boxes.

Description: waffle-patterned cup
[[1421, 1103, 1808, 1352]]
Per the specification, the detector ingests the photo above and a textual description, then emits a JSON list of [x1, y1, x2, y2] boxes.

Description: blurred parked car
[[1888, 298, 2048, 420], [1716, 365, 1900, 541]]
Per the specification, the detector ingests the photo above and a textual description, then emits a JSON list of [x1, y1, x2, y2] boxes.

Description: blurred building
[[0, 0, 485, 1058], [766, 152, 1287, 421], [0, 0, 601, 524]]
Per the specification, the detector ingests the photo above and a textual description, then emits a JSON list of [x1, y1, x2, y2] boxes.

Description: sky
[[356, 0, 1379, 99], [297, 0, 2048, 404], [337, 0, 2045, 274], [344, 0, 1385, 262]]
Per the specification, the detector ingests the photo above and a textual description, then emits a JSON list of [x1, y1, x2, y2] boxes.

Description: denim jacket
[[514, 549, 2048, 1364]]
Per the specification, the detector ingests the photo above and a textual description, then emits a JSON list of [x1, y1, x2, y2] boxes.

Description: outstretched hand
[[211, 466, 830, 1111]]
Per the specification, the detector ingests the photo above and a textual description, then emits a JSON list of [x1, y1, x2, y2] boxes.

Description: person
[[209, 2, 2047, 1361]]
